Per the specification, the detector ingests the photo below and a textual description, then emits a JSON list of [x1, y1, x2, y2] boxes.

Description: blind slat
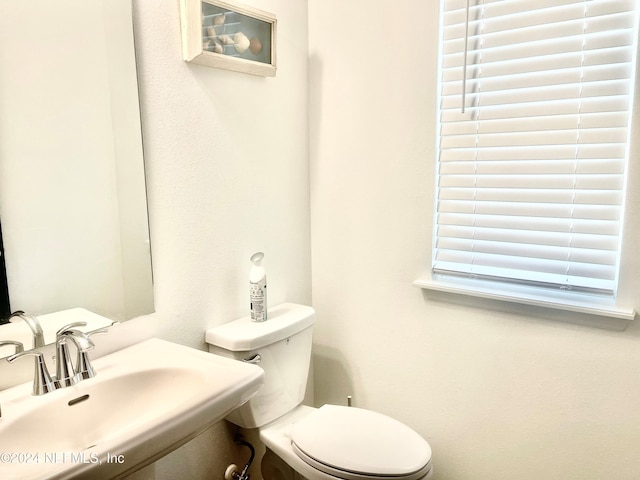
[[437, 224, 620, 250]]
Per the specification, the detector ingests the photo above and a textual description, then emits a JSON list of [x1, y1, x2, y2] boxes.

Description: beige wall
[[309, 1, 640, 479]]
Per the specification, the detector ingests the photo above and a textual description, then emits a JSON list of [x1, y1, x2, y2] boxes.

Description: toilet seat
[[290, 405, 432, 480]]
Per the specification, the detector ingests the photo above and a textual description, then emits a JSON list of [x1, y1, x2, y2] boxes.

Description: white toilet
[[206, 303, 433, 480]]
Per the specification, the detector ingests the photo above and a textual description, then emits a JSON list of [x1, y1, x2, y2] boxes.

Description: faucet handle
[[75, 329, 108, 380], [87, 328, 108, 336], [7, 351, 55, 395], [0, 340, 24, 356], [56, 321, 88, 337]]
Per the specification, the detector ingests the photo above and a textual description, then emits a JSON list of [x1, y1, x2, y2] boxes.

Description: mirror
[[0, 0, 153, 326]]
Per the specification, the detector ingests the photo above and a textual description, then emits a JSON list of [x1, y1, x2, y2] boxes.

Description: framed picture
[[180, 0, 277, 77]]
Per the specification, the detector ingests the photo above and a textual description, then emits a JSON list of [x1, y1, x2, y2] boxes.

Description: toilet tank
[[206, 303, 315, 428]]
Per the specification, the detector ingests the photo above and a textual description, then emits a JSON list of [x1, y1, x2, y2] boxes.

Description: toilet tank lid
[[206, 303, 315, 351]]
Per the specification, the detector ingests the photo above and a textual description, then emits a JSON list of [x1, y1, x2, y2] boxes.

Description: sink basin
[[0, 338, 264, 479]]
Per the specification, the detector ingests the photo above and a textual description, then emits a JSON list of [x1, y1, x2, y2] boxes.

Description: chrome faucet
[[0, 341, 25, 416], [4, 323, 96, 395], [54, 323, 95, 388], [75, 328, 107, 380], [7, 350, 55, 395], [0, 340, 24, 355], [9, 311, 45, 349]]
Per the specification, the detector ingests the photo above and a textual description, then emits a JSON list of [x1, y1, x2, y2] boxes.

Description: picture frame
[[180, 0, 277, 77]]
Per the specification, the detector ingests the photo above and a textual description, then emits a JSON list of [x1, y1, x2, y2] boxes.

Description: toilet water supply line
[[224, 439, 255, 480], [223, 396, 352, 479]]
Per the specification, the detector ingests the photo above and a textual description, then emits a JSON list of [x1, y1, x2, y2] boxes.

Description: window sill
[[413, 275, 636, 331]]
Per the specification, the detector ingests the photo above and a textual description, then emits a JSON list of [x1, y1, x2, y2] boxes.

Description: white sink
[[0, 338, 264, 479]]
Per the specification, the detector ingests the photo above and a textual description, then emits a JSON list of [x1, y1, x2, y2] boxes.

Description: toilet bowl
[[206, 303, 433, 480], [260, 405, 433, 480]]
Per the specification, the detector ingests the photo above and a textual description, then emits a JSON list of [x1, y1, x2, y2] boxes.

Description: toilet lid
[[290, 405, 432, 480]]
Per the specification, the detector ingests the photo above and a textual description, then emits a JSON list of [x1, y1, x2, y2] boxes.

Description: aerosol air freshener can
[[249, 252, 267, 322]]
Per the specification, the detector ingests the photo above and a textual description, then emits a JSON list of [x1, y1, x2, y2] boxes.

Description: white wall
[[127, 0, 310, 477], [309, 1, 640, 480]]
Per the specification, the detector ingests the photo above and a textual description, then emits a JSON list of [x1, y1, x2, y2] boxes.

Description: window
[[424, 0, 639, 319]]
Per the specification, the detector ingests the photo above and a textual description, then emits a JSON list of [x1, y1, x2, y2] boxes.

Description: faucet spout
[[55, 323, 94, 388], [63, 330, 95, 352], [9, 311, 45, 348]]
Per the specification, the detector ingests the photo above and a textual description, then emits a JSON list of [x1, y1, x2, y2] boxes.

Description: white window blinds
[[434, 0, 638, 296]]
